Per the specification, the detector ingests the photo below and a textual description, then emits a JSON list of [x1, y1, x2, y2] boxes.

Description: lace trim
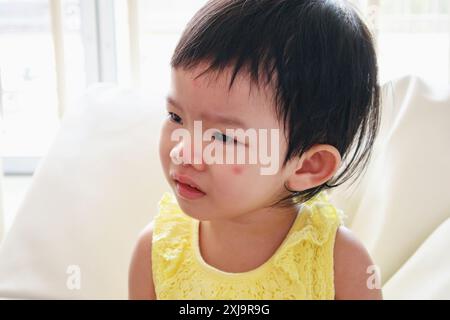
[[152, 192, 343, 299]]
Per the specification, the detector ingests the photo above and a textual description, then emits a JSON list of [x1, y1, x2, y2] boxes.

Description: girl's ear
[[285, 144, 341, 192]]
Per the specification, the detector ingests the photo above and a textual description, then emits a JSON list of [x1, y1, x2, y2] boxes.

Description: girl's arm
[[334, 226, 383, 300], [128, 222, 157, 300]]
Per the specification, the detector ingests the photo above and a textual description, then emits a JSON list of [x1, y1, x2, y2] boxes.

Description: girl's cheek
[[232, 165, 244, 175]]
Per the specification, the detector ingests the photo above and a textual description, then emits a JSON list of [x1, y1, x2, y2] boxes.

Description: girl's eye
[[167, 112, 183, 124], [212, 132, 238, 145]]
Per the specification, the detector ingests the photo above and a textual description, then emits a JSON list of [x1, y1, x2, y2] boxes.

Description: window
[[136, 0, 208, 98], [352, 0, 450, 84], [0, 0, 86, 173], [0, 0, 59, 167]]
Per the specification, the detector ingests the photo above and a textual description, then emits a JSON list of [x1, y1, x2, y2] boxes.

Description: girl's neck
[[198, 204, 300, 273], [208, 204, 297, 234]]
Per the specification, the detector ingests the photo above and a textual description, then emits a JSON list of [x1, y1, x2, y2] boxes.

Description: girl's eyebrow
[[166, 96, 248, 129], [166, 96, 183, 110]]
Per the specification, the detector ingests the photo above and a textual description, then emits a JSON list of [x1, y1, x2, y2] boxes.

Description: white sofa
[[330, 76, 450, 299], [0, 156, 4, 242], [0, 76, 449, 299]]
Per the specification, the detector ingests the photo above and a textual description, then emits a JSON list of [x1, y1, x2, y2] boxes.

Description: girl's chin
[[176, 205, 211, 221], [174, 197, 223, 221]]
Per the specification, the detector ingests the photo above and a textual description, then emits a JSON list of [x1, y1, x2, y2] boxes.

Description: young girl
[[129, 0, 382, 300]]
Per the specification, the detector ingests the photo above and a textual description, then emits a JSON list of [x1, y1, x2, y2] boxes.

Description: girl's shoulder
[[333, 226, 383, 299], [128, 222, 157, 299]]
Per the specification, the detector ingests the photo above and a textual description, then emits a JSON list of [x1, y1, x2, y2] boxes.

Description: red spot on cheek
[[232, 166, 244, 175]]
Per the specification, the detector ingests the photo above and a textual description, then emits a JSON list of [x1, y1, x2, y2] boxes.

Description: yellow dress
[[152, 192, 344, 300]]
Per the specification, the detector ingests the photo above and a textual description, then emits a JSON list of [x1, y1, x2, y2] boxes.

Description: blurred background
[[0, 0, 449, 235]]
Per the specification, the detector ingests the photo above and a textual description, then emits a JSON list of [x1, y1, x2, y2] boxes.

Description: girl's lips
[[175, 181, 206, 200], [171, 173, 205, 193]]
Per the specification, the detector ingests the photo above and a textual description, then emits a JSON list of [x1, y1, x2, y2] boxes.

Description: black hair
[[171, 0, 380, 206]]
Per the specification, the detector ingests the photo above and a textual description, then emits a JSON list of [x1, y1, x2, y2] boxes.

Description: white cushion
[[0, 156, 4, 241], [0, 84, 168, 299], [382, 218, 450, 299], [330, 76, 450, 298]]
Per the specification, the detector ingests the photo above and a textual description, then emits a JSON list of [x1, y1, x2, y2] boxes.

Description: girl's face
[[159, 64, 296, 222]]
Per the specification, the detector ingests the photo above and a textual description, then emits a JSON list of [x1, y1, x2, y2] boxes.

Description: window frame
[[1, 0, 118, 176]]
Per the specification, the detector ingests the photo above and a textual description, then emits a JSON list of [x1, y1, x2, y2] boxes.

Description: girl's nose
[[169, 139, 206, 171]]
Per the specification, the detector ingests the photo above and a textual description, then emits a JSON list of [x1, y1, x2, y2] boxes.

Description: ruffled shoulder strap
[[156, 192, 183, 217], [271, 192, 345, 297], [282, 191, 346, 249], [153, 191, 193, 241], [152, 192, 194, 283]]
